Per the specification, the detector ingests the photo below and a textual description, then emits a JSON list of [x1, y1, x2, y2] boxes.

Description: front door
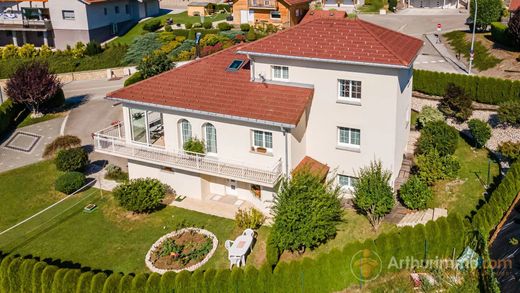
[[226, 179, 238, 195], [240, 10, 249, 24]]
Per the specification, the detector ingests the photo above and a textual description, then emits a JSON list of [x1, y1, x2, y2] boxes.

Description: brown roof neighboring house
[[292, 156, 330, 180], [510, 0, 520, 11], [301, 9, 346, 23]]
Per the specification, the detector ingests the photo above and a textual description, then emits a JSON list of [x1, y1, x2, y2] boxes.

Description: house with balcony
[[0, 0, 159, 49], [94, 15, 423, 215], [232, 0, 310, 27]]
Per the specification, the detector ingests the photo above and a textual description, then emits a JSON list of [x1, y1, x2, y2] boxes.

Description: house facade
[[94, 16, 423, 214], [0, 0, 160, 49], [232, 0, 309, 27]]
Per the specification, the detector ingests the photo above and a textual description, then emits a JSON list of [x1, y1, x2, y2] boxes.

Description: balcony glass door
[[129, 108, 164, 147]]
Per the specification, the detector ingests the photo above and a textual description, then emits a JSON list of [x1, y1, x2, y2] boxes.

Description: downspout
[[283, 128, 289, 176]]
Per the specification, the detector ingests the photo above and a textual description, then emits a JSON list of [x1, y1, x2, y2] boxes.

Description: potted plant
[[183, 137, 206, 156]]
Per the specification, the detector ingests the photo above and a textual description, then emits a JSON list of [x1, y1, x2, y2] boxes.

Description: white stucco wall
[[48, 0, 89, 30]]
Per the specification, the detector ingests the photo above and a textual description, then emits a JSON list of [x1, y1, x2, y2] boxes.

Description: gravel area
[[412, 97, 520, 151]]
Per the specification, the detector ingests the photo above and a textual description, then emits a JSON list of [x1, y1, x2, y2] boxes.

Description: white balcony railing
[[0, 18, 52, 29], [93, 123, 283, 186]]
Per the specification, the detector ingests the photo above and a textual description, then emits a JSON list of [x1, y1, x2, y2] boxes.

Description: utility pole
[[468, 0, 477, 74]]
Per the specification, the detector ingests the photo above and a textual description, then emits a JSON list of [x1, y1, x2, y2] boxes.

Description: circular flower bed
[[145, 228, 218, 274]]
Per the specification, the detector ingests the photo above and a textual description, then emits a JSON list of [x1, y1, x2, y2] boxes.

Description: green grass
[[17, 113, 62, 128], [431, 136, 500, 216], [444, 31, 501, 71], [113, 11, 231, 46], [0, 160, 267, 273]]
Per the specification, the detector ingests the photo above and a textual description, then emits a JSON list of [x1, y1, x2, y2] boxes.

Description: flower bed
[[145, 228, 218, 274]]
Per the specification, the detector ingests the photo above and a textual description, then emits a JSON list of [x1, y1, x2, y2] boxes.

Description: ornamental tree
[[470, 0, 503, 31], [137, 51, 175, 79], [399, 176, 433, 210], [353, 160, 394, 231], [270, 169, 343, 253], [509, 10, 520, 47], [5, 61, 61, 116]]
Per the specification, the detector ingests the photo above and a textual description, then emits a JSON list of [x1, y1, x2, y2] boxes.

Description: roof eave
[[237, 51, 413, 69], [107, 96, 298, 129]]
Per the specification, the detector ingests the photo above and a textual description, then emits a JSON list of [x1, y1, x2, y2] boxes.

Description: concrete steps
[[397, 208, 448, 227]]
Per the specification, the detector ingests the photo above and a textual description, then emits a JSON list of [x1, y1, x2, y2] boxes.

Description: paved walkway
[[171, 195, 258, 219], [425, 33, 468, 74], [0, 117, 64, 173]]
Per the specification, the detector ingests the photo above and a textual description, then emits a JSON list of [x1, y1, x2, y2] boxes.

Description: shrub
[[105, 164, 128, 182], [271, 169, 343, 252], [203, 21, 213, 29], [388, 0, 397, 12], [188, 29, 196, 40], [417, 121, 459, 156], [497, 100, 520, 125], [43, 135, 81, 158], [55, 148, 89, 172], [0, 99, 25, 136], [246, 27, 257, 41], [498, 141, 520, 161], [42, 88, 65, 112], [18, 43, 38, 58], [235, 208, 265, 229], [416, 106, 444, 129], [353, 160, 394, 230], [240, 24, 250, 31], [164, 25, 172, 32], [399, 176, 432, 210], [143, 19, 162, 32], [468, 119, 491, 148], [55, 171, 86, 194], [124, 33, 162, 64], [137, 52, 174, 79], [183, 137, 205, 154], [124, 71, 143, 87], [439, 83, 473, 121], [217, 22, 232, 31], [192, 22, 202, 28], [85, 41, 103, 56], [490, 22, 513, 46], [469, 0, 503, 31], [2, 44, 18, 59], [112, 178, 167, 213], [416, 149, 460, 185], [185, 23, 193, 29], [509, 10, 520, 48]]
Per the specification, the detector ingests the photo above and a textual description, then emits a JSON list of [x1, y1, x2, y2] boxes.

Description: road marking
[[60, 114, 69, 136], [398, 24, 407, 32], [416, 60, 446, 64]]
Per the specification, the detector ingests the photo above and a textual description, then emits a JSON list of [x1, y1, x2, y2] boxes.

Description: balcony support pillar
[[43, 31, 49, 46], [22, 31, 27, 44], [11, 31, 18, 46]]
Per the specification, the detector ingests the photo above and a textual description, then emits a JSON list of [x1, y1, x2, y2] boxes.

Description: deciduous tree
[[470, 0, 503, 31]]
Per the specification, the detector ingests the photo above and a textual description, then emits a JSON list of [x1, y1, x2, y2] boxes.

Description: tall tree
[[5, 61, 61, 116], [470, 0, 503, 31], [509, 10, 520, 48], [353, 160, 395, 231]]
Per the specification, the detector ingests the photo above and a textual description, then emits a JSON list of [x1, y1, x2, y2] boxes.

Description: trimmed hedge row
[[0, 99, 25, 136], [490, 22, 514, 47], [413, 70, 520, 105]]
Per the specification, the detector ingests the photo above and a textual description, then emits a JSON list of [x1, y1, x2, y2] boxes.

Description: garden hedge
[[413, 70, 520, 105], [0, 99, 25, 136], [490, 22, 513, 47]]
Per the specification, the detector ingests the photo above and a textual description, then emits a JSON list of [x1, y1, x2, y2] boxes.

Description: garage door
[[411, 0, 443, 7]]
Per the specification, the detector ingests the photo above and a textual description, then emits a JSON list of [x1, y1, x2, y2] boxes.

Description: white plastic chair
[[229, 255, 241, 269], [225, 240, 234, 251], [243, 229, 255, 238]]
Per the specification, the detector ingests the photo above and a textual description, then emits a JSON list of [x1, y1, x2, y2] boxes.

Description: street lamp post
[[468, 0, 477, 74]]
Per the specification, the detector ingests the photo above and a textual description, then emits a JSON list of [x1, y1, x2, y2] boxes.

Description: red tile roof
[[301, 9, 347, 23], [292, 156, 329, 180], [108, 46, 314, 127], [238, 17, 423, 67], [510, 0, 520, 11], [281, 0, 311, 6]]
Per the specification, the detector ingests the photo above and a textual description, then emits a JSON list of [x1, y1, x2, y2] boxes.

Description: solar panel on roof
[[226, 59, 244, 72]]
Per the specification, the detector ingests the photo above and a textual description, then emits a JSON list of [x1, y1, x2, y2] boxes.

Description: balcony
[[248, 0, 277, 9], [93, 123, 283, 186], [0, 19, 52, 30]]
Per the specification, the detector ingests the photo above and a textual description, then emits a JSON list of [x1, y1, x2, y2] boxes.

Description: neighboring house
[[403, 0, 460, 9], [94, 16, 423, 214], [187, 2, 215, 17], [0, 0, 160, 49], [232, 0, 309, 27], [510, 0, 520, 16]]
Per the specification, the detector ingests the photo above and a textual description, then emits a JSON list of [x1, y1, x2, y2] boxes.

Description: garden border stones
[[145, 227, 218, 274]]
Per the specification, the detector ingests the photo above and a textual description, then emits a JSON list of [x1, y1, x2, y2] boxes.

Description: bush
[[105, 164, 128, 182], [164, 25, 172, 32], [203, 21, 213, 29], [124, 71, 143, 87], [246, 28, 257, 41], [498, 141, 520, 161], [416, 149, 460, 185], [439, 83, 473, 121], [55, 172, 86, 194], [112, 178, 167, 213], [266, 235, 280, 268], [185, 23, 193, 29], [55, 147, 89, 172], [183, 137, 205, 154], [137, 52, 174, 79], [469, 0, 503, 31], [43, 135, 82, 158], [416, 106, 444, 129], [192, 22, 202, 28], [0, 99, 25, 136], [490, 22, 513, 46], [235, 208, 265, 229], [509, 10, 520, 48], [399, 176, 432, 210], [42, 88, 65, 112], [85, 41, 103, 56], [468, 119, 491, 148], [417, 121, 459, 156], [123, 33, 162, 64], [497, 100, 520, 125], [217, 22, 232, 31], [388, 0, 397, 12], [143, 19, 162, 32], [240, 24, 250, 31]]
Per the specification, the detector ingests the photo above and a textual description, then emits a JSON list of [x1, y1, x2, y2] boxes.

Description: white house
[[94, 15, 423, 214], [0, 0, 160, 49]]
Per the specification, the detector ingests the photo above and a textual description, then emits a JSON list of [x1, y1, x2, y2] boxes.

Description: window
[[251, 184, 261, 198], [125, 4, 130, 14], [129, 109, 164, 146], [338, 175, 358, 190], [104, 8, 108, 15], [204, 123, 217, 154], [338, 127, 361, 147], [62, 10, 75, 20], [179, 119, 192, 147], [338, 79, 362, 100], [252, 130, 273, 150], [272, 65, 288, 81], [130, 109, 147, 143], [115, 6, 120, 14], [227, 59, 244, 72], [270, 11, 281, 19]]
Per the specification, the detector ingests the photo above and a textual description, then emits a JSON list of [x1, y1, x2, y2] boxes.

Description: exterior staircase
[[394, 154, 413, 191], [397, 208, 448, 227]]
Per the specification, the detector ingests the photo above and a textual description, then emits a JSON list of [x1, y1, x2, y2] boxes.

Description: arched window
[[203, 123, 217, 154], [178, 119, 192, 147]]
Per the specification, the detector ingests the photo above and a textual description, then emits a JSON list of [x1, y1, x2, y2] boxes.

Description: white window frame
[[272, 65, 289, 81], [338, 175, 358, 191], [338, 79, 362, 101], [62, 10, 75, 20], [179, 119, 192, 148], [251, 130, 273, 152], [203, 123, 217, 155], [337, 127, 361, 148]]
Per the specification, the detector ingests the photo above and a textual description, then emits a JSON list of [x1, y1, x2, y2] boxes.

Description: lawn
[[431, 135, 500, 216], [444, 31, 501, 71], [0, 160, 267, 273], [113, 11, 231, 46], [17, 113, 63, 128]]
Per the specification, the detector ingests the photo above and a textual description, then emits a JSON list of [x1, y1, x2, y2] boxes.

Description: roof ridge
[[356, 19, 409, 66]]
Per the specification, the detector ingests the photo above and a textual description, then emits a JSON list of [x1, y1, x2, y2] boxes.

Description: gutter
[[107, 96, 297, 129]]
